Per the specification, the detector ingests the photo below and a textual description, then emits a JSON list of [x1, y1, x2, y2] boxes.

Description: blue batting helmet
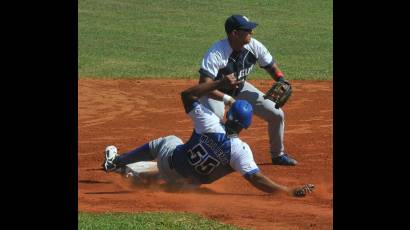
[[226, 100, 253, 129]]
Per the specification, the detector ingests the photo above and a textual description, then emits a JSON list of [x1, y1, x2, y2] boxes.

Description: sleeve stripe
[[199, 68, 216, 79], [243, 168, 260, 179]]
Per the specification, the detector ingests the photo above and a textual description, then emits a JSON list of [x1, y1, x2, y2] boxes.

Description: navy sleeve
[[199, 68, 216, 79], [185, 101, 200, 114], [243, 168, 260, 179], [260, 60, 274, 68]]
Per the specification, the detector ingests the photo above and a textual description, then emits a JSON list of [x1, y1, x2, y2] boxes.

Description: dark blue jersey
[[171, 102, 259, 184]]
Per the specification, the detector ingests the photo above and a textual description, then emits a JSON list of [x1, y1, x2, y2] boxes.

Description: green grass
[[78, 212, 246, 230], [79, 0, 332, 80]]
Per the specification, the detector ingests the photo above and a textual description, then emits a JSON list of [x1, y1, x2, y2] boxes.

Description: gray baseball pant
[[149, 135, 192, 185]]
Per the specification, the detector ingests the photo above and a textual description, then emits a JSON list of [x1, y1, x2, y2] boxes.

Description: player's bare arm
[[198, 75, 226, 100], [245, 172, 291, 194], [182, 75, 239, 112], [264, 63, 285, 82], [245, 172, 315, 197], [199, 74, 238, 106]]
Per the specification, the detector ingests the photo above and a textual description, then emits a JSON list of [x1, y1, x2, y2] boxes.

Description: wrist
[[223, 94, 234, 105], [277, 77, 285, 82], [276, 71, 285, 82]]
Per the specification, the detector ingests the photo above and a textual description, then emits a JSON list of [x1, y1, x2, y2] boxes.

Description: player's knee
[[165, 135, 177, 140], [267, 107, 284, 123], [165, 135, 183, 144], [276, 108, 284, 119]]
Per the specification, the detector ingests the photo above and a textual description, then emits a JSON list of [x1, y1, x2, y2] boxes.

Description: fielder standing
[[198, 15, 297, 165]]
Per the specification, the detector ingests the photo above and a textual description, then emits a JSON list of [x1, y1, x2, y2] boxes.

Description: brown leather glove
[[263, 80, 293, 109]]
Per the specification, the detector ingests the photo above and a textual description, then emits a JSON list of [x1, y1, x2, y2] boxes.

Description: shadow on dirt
[[79, 180, 112, 184], [85, 168, 106, 171], [128, 181, 267, 197], [256, 162, 274, 166], [85, 191, 134, 195]]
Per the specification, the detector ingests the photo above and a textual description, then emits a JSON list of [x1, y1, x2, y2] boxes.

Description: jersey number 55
[[187, 144, 220, 175]]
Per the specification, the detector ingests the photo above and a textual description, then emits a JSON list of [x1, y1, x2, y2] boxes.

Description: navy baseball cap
[[225, 15, 258, 33]]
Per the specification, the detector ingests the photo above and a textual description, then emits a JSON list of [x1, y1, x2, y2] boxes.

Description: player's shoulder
[[230, 137, 252, 155], [245, 38, 266, 51], [210, 38, 229, 49], [244, 38, 272, 59], [191, 103, 215, 117], [190, 103, 226, 134], [207, 38, 231, 56]]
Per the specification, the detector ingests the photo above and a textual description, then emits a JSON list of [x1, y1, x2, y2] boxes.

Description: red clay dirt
[[78, 79, 333, 230]]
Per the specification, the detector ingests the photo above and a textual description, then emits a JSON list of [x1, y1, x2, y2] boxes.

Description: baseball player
[[198, 15, 297, 165], [102, 75, 314, 197]]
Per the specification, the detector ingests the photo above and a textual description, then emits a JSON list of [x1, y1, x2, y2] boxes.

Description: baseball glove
[[263, 80, 293, 109], [293, 184, 315, 197]]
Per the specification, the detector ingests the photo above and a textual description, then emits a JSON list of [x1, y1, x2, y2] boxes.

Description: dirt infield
[[78, 79, 333, 230]]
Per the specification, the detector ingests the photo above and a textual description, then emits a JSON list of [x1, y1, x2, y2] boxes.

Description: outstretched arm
[[245, 172, 291, 194], [181, 75, 240, 113], [245, 172, 314, 197], [199, 75, 226, 100]]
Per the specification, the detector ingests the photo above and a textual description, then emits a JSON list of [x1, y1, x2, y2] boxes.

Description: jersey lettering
[[238, 67, 252, 80]]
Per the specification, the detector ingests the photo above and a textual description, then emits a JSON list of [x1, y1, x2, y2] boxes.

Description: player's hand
[[292, 184, 315, 197], [220, 75, 242, 90], [225, 97, 236, 107]]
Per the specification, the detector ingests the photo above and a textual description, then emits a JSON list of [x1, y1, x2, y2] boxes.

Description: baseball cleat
[[102, 145, 119, 172], [271, 153, 298, 166], [293, 184, 315, 197]]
